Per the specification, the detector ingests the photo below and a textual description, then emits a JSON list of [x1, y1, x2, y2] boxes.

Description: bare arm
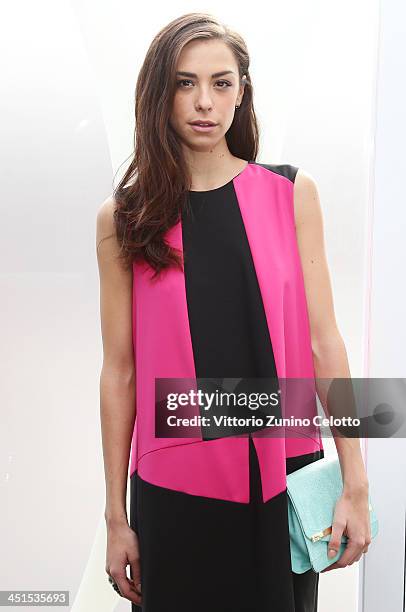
[[293, 169, 367, 490], [293, 169, 371, 569], [96, 196, 142, 604]]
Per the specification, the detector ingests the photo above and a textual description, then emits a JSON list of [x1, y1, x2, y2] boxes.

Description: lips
[[190, 121, 217, 126]]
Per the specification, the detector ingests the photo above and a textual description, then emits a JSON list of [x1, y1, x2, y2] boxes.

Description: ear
[[237, 74, 247, 106]]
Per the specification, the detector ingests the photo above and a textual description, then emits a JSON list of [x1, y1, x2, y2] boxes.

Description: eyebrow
[[175, 70, 236, 78]]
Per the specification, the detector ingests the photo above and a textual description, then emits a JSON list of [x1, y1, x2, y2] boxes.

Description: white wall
[[361, 0, 406, 609], [0, 1, 116, 610]]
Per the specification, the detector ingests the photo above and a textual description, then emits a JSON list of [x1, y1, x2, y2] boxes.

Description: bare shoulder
[[293, 168, 323, 229], [96, 195, 117, 241], [96, 195, 123, 261], [95, 195, 131, 283]]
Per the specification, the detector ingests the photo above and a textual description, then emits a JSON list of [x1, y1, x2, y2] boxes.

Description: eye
[[215, 80, 232, 88], [176, 79, 193, 87]]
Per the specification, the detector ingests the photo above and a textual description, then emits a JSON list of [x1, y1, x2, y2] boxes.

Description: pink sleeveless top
[[129, 162, 323, 503]]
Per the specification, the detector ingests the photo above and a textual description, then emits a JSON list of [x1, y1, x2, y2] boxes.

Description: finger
[[321, 562, 339, 572], [125, 576, 142, 606], [111, 570, 139, 604], [129, 557, 143, 603], [336, 538, 366, 567], [350, 551, 363, 564], [349, 545, 369, 566], [327, 521, 346, 562]]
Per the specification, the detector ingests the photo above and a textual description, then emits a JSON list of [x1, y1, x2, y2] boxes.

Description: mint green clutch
[[286, 456, 379, 574]]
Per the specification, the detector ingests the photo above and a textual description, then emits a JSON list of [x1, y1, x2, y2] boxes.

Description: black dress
[[130, 171, 324, 611]]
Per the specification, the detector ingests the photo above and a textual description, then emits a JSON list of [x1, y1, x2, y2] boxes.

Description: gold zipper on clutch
[[311, 527, 332, 542]]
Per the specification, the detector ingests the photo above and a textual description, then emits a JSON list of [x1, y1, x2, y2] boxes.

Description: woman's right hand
[[105, 520, 143, 606]]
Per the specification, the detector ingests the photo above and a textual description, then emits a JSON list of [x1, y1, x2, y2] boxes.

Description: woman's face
[[169, 39, 245, 151]]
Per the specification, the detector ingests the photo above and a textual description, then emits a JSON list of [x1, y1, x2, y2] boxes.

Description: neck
[[184, 150, 246, 191]]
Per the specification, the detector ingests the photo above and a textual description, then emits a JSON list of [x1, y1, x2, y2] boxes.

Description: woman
[[96, 12, 372, 611]]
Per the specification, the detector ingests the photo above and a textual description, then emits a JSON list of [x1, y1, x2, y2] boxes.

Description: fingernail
[[328, 548, 336, 558], [136, 583, 142, 592]]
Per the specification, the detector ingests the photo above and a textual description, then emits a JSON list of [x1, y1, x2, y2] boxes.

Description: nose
[[194, 86, 213, 110]]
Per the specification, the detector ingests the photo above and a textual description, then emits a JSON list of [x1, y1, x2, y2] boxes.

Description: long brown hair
[[113, 12, 260, 279]]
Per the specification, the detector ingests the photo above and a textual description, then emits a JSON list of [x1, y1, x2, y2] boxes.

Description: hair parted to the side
[[112, 12, 260, 279]]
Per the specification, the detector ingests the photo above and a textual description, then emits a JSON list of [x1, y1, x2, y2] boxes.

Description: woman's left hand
[[321, 484, 372, 572]]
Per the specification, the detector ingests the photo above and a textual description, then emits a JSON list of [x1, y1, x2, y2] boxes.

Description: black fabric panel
[[182, 180, 279, 381], [180, 180, 281, 439], [255, 162, 299, 183]]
